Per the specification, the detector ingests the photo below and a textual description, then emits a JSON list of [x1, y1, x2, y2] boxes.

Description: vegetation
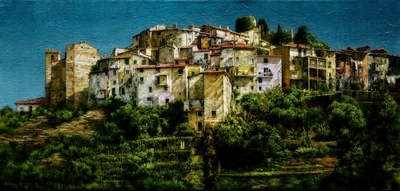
[[293, 25, 330, 49], [235, 15, 256, 33], [257, 18, 269, 40], [270, 23, 292, 46], [1, 88, 400, 190]]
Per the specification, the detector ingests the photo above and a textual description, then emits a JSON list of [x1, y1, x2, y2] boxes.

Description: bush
[[45, 108, 85, 126], [294, 147, 317, 159]]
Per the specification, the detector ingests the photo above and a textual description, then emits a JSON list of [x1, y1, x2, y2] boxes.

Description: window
[[140, 68, 144, 73], [142, 60, 146, 65], [165, 98, 169, 104], [140, 77, 144, 84], [236, 85, 239, 89], [197, 122, 203, 131], [251, 67, 254, 75], [121, 87, 125, 95], [264, 68, 268, 73], [126, 70, 129, 74], [175, 60, 179, 65], [251, 58, 254, 64], [178, 69, 183, 75], [125, 59, 129, 65], [120, 79, 124, 84], [113, 70, 117, 75], [192, 71, 195, 76], [211, 110, 216, 117], [259, 86, 262, 91], [156, 68, 160, 72], [113, 80, 116, 85], [203, 54, 208, 60], [149, 87, 152, 93], [251, 86, 254, 90], [185, 60, 189, 64], [264, 58, 269, 63], [298, 49, 302, 56], [50, 55, 55, 61], [112, 88, 116, 96], [197, 111, 203, 116], [156, 76, 160, 85], [258, 78, 262, 83], [236, 57, 239, 63], [164, 87, 167, 90], [134, 60, 137, 65]]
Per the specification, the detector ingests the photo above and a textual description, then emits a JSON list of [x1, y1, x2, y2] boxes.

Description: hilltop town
[[5, 18, 400, 190], [40, 21, 400, 131]]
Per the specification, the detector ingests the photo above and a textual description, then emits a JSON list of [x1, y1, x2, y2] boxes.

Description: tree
[[200, 124, 220, 190], [271, 23, 292, 46], [323, 93, 400, 190], [257, 18, 269, 40], [235, 16, 256, 33], [293, 25, 310, 45]]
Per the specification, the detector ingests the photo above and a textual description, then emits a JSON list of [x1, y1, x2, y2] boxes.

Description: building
[[335, 46, 389, 91], [186, 68, 232, 131], [271, 42, 335, 91], [15, 97, 44, 113], [256, 55, 282, 92], [45, 42, 100, 109]]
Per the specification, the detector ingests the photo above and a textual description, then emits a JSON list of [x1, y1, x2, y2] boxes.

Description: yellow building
[[187, 68, 231, 131]]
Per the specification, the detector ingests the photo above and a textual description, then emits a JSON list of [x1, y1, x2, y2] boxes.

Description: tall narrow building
[[45, 42, 100, 109]]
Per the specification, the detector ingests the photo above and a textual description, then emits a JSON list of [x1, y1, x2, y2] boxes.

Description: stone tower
[[44, 49, 61, 107], [65, 42, 100, 109], [45, 42, 99, 109]]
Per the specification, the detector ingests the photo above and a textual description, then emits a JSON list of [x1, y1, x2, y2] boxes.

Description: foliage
[[270, 23, 292, 46], [212, 112, 286, 170], [110, 104, 167, 139], [161, 101, 188, 135], [322, 93, 400, 190], [293, 25, 330, 49], [257, 18, 269, 40], [198, 124, 220, 190], [239, 88, 306, 130], [44, 108, 85, 126], [235, 15, 256, 33], [0, 106, 31, 134]]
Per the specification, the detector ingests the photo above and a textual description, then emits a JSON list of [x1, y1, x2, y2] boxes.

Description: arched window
[[50, 55, 55, 61]]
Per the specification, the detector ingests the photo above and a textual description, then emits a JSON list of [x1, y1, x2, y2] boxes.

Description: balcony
[[259, 71, 273, 78]]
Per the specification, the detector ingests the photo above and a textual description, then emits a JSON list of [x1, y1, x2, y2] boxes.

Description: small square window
[[251, 86, 254, 90], [211, 110, 216, 117], [197, 111, 203, 117], [178, 69, 183, 75], [259, 86, 262, 91], [125, 59, 129, 65], [236, 86, 239, 89], [126, 70, 129, 74], [140, 77, 144, 84], [142, 60, 146, 65], [140, 68, 144, 73], [113, 70, 117, 75], [264, 58, 268, 63], [134, 60, 137, 64], [165, 99, 169, 104], [164, 87, 167, 90], [156, 68, 160, 72], [113, 80, 116, 85]]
